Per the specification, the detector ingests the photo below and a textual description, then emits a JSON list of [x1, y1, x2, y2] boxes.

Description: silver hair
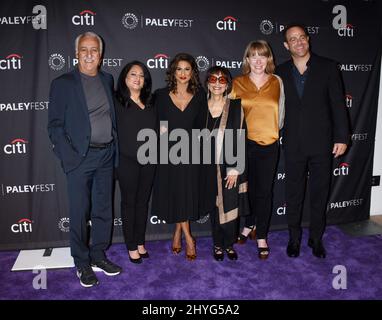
[[74, 32, 103, 55]]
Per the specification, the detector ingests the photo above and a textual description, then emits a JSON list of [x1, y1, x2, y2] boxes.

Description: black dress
[[198, 112, 221, 215], [152, 87, 207, 223]]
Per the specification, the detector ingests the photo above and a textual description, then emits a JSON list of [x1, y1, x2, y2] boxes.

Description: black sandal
[[237, 226, 256, 244], [213, 246, 224, 261], [258, 246, 270, 260], [225, 247, 238, 260]]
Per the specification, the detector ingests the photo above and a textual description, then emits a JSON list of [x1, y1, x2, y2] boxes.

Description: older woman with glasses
[[231, 40, 285, 260], [199, 66, 249, 261]]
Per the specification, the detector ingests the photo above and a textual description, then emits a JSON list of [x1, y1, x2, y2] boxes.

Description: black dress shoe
[[129, 256, 142, 264], [286, 239, 300, 258], [213, 246, 224, 261], [308, 239, 326, 258]]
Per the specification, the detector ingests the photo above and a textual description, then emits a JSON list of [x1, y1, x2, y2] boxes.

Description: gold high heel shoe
[[186, 238, 196, 261], [171, 230, 182, 254]]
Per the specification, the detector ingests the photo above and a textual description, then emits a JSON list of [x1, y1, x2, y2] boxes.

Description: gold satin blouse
[[231, 74, 280, 145]]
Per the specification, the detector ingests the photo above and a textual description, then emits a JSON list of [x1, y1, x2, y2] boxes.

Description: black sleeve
[[328, 61, 350, 144]]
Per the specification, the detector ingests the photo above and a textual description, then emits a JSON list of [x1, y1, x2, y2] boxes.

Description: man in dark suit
[[48, 32, 121, 287], [276, 24, 349, 258]]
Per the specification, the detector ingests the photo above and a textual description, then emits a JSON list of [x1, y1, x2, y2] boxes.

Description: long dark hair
[[116, 60, 152, 108], [166, 53, 200, 94]]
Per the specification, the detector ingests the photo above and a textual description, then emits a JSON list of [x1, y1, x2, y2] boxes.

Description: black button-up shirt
[[291, 59, 310, 99]]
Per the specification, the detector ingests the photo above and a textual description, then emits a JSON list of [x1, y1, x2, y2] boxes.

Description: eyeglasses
[[208, 75, 228, 84]]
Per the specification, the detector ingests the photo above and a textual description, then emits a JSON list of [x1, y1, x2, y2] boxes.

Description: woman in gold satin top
[[230, 40, 285, 259]]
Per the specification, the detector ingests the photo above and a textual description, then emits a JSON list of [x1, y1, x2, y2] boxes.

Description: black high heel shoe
[[128, 252, 143, 264], [139, 251, 149, 259], [225, 247, 238, 260], [213, 246, 224, 261], [237, 226, 256, 244], [257, 240, 270, 260]]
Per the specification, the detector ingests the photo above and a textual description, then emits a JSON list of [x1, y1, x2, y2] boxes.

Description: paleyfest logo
[[48, 53, 65, 71], [122, 13, 138, 29], [195, 56, 210, 72], [122, 13, 193, 29], [0, 5, 47, 30]]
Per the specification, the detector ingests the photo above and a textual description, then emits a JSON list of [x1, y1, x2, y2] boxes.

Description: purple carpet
[[0, 226, 381, 300]]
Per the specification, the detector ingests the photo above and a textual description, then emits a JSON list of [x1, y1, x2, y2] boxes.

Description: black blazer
[[47, 68, 118, 173], [276, 54, 349, 155]]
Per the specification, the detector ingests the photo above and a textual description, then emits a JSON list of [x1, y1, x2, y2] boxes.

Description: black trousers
[[245, 140, 279, 239], [210, 207, 237, 249], [117, 156, 156, 251], [285, 151, 332, 241], [66, 145, 114, 268]]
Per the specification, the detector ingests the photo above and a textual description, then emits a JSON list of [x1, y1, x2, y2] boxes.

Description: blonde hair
[[242, 40, 275, 74]]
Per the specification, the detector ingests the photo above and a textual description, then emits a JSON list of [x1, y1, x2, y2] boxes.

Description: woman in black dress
[[152, 53, 206, 261], [115, 61, 156, 264], [199, 66, 249, 261]]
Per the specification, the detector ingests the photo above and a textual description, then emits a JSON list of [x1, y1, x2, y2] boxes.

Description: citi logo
[[72, 10, 95, 26], [345, 94, 353, 108], [333, 163, 349, 176], [0, 54, 22, 70], [276, 204, 286, 215], [216, 16, 237, 31], [150, 215, 166, 224], [11, 218, 33, 233], [4, 138, 28, 154], [147, 54, 169, 69], [338, 24, 354, 37]]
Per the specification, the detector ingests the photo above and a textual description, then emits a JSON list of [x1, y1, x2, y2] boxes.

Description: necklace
[[205, 109, 222, 140]]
